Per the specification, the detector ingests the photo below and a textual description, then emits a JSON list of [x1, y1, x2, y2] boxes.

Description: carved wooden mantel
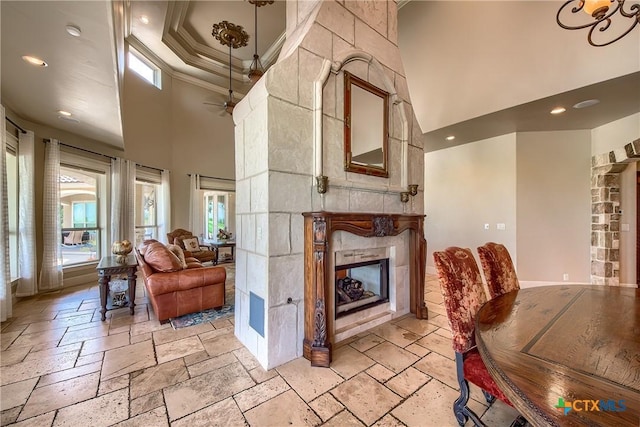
[[303, 211, 428, 367]]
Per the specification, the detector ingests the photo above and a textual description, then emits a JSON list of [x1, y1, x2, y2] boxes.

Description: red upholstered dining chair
[[433, 247, 519, 427], [477, 242, 520, 299]]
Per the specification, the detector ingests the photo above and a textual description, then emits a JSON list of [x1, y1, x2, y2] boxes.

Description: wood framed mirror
[[344, 71, 389, 178]]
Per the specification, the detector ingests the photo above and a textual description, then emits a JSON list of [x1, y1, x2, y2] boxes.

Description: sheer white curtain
[[39, 139, 63, 291], [189, 173, 203, 236], [16, 130, 36, 297], [158, 169, 171, 243], [1, 106, 13, 321], [188, 173, 200, 232], [110, 158, 135, 245]]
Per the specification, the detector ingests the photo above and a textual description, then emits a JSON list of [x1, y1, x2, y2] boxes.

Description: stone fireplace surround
[[302, 211, 427, 367]]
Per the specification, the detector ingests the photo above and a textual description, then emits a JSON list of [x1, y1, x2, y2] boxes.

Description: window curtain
[[188, 173, 200, 232], [16, 130, 36, 297], [110, 158, 135, 245], [39, 139, 63, 291], [1, 106, 13, 321], [158, 169, 171, 243]]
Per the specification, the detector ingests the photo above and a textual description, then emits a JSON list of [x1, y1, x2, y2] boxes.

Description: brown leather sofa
[[134, 241, 226, 322]]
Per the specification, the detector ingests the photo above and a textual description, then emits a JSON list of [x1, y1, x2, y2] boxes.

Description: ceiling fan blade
[[203, 101, 224, 107]]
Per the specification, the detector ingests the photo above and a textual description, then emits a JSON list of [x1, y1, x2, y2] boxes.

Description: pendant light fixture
[[212, 21, 249, 115], [247, 0, 274, 84], [556, 0, 640, 47]]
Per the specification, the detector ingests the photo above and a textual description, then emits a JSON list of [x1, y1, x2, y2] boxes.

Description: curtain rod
[[137, 163, 164, 173], [5, 116, 26, 134], [187, 173, 235, 182], [44, 139, 165, 172], [44, 139, 116, 160]]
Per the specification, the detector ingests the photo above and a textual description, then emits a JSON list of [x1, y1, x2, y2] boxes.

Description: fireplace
[[303, 212, 427, 367], [335, 249, 389, 318]]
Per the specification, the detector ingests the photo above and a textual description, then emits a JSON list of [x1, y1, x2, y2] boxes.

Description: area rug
[[170, 263, 235, 329]]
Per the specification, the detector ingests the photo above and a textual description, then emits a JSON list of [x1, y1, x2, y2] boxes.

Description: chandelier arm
[[619, 0, 640, 18], [254, 3, 258, 56], [556, 0, 622, 30], [587, 14, 640, 45], [229, 42, 233, 101]]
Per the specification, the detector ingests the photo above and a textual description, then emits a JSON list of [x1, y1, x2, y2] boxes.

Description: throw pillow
[[167, 244, 188, 269], [138, 239, 159, 256], [143, 242, 183, 273], [182, 237, 201, 253]]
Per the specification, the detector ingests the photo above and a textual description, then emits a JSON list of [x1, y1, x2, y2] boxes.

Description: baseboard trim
[[63, 272, 98, 288]]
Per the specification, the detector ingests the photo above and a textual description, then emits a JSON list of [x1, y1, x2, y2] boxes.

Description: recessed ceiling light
[[22, 55, 48, 67], [573, 99, 600, 109], [57, 110, 72, 117], [139, 15, 150, 25], [65, 25, 81, 37], [446, 135, 456, 141], [550, 107, 566, 115], [58, 115, 79, 123]]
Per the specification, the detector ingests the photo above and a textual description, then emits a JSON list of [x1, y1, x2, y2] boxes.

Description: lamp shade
[[583, 0, 611, 17]]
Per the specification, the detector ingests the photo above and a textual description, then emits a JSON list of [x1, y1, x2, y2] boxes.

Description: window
[[72, 201, 97, 228], [128, 48, 161, 89], [6, 141, 18, 280], [60, 166, 101, 266], [204, 192, 228, 240], [134, 181, 159, 246]]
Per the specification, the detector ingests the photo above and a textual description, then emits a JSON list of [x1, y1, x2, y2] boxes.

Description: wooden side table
[[96, 254, 137, 321], [204, 239, 236, 264]]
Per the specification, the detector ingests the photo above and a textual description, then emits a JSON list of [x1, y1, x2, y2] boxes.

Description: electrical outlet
[[484, 224, 490, 230], [563, 273, 569, 281]]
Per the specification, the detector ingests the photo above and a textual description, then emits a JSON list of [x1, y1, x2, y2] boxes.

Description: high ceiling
[[1, 0, 286, 149], [1, 1, 638, 153], [1, 1, 123, 147], [127, 1, 286, 99]]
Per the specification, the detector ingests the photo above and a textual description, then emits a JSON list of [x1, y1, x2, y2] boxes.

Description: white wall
[[399, 1, 640, 133], [169, 78, 235, 229], [122, 66, 236, 233], [591, 113, 640, 154], [425, 134, 517, 272], [515, 130, 591, 283]]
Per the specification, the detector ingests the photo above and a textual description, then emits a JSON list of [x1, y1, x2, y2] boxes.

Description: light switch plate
[[497, 223, 506, 230]]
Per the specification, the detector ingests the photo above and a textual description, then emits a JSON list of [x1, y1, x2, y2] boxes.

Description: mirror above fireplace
[[343, 71, 389, 178]]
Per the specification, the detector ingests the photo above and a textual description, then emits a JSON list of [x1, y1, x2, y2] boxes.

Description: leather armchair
[[167, 228, 217, 264]]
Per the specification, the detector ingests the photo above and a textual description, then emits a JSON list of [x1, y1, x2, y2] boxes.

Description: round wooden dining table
[[475, 285, 639, 427]]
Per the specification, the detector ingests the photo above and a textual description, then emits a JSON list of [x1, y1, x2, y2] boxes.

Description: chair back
[[167, 228, 193, 248], [433, 247, 487, 353], [477, 242, 519, 299]]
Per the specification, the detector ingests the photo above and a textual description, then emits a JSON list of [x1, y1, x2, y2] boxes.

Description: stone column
[[233, 0, 426, 370]]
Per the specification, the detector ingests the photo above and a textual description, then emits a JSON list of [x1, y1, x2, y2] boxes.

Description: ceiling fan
[[209, 20, 248, 115]]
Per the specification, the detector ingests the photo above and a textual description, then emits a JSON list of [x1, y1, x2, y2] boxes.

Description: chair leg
[[510, 415, 529, 427], [455, 353, 486, 427], [482, 389, 496, 405]]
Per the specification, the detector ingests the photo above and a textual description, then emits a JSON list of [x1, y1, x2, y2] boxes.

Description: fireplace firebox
[[335, 249, 389, 318]]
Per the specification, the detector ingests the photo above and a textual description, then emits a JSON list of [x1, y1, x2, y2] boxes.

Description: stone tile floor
[[1, 273, 520, 426]]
